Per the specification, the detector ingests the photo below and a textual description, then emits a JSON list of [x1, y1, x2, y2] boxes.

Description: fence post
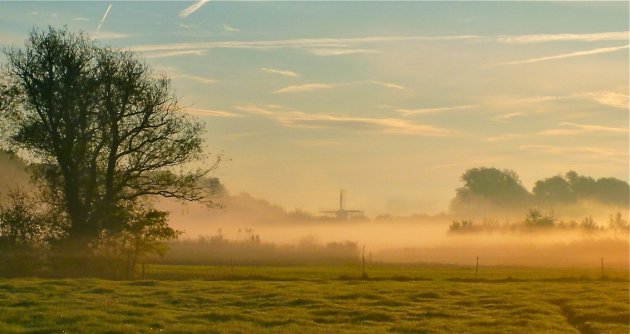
[[475, 256, 479, 281], [362, 245, 366, 278]]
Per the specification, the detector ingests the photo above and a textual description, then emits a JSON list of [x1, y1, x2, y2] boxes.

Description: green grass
[[0, 264, 627, 333]]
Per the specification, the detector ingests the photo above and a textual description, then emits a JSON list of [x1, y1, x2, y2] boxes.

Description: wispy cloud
[[274, 81, 406, 94], [482, 121, 628, 141], [495, 44, 629, 66], [131, 35, 480, 53], [488, 91, 629, 109], [494, 112, 525, 120], [307, 48, 378, 56], [179, 0, 209, 18], [293, 139, 344, 147], [482, 134, 523, 142], [260, 67, 300, 77], [274, 83, 334, 94], [131, 31, 627, 55], [181, 107, 241, 118], [396, 105, 477, 116], [235, 105, 451, 136], [94, 4, 112, 38], [520, 144, 627, 159], [584, 91, 629, 109], [93, 31, 129, 40], [539, 122, 629, 136], [143, 50, 206, 59], [221, 24, 239, 32], [173, 74, 216, 84], [369, 81, 406, 90], [497, 31, 629, 44], [562, 122, 629, 133]]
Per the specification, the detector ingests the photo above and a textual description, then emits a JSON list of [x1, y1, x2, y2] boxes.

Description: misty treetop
[[451, 167, 629, 215], [534, 171, 629, 207], [453, 167, 531, 208]]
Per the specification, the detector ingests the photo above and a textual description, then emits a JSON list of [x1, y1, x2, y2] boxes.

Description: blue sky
[[0, 1, 628, 215]]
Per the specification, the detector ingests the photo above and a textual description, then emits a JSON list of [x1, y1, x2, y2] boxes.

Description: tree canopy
[[0, 27, 216, 249], [451, 167, 531, 211], [534, 171, 629, 207], [451, 167, 629, 216]]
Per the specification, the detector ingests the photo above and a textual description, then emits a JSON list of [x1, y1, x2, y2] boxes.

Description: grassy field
[[0, 264, 628, 333]]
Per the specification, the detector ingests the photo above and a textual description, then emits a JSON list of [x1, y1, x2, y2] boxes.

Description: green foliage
[[448, 209, 623, 233], [90, 208, 181, 279], [594, 177, 630, 207], [162, 234, 359, 266], [451, 168, 629, 216], [448, 219, 475, 232], [449, 167, 532, 217], [0, 189, 46, 249], [535, 171, 629, 208], [533, 175, 572, 206], [123, 209, 181, 260], [454, 167, 531, 208], [579, 216, 600, 231], [608, 212, 629, 233], [0, 265, 627, 333], [0, 26, 214, 249], [523, 209, 556, 228], [0, 189, 58, 276]]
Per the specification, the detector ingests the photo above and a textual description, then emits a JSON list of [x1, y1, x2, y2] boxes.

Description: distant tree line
[[161, 230, 359, 266], [449, 210, 629, 234], [450, 167, 629, 215]]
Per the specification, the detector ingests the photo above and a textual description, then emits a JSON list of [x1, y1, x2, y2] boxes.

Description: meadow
[[0, 264, 628, 333]]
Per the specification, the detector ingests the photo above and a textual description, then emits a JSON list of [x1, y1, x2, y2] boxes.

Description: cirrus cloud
[[179, 0, 209, 18], [260, 67, 300, 77], [235, 105, 450, 136], [274, 81, 406, 94]]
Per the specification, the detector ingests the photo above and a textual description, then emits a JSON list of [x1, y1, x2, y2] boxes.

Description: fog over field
[[1, 150, 627, 268], [162, 194, 629, 267]]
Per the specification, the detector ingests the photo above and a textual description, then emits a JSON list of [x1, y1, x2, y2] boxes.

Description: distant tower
[[321, 189, 364, 220]]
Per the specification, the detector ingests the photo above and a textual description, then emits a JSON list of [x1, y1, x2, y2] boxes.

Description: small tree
[[449, 219, 475, 233], [579, 216, 600, 232], [523, 209, 556, 228], [0, 189, 46, 249], [608, 212, 628, 236], [122, 208, 181, 279], [0, 189, 49, 275]]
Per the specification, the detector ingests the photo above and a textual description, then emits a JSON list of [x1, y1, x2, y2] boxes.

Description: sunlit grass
[[0, 265, 627, 333]]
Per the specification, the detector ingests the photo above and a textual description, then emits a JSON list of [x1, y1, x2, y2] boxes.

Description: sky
[[0, 1, 628, 216]]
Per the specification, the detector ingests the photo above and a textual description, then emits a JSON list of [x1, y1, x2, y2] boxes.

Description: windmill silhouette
[[321, 189, 364, 220]]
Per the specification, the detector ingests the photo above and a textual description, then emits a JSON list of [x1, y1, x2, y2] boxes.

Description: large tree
[[532, 175, 573, 207], [534, 171, 629, 208], [450, 167, 532, 215], [1, 27, 216, 248]]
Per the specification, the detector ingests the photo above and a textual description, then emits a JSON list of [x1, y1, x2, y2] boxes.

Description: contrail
[[94, 4, 112, 38], [496, 44, 629, 66], [179, 0, 209, 18]]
